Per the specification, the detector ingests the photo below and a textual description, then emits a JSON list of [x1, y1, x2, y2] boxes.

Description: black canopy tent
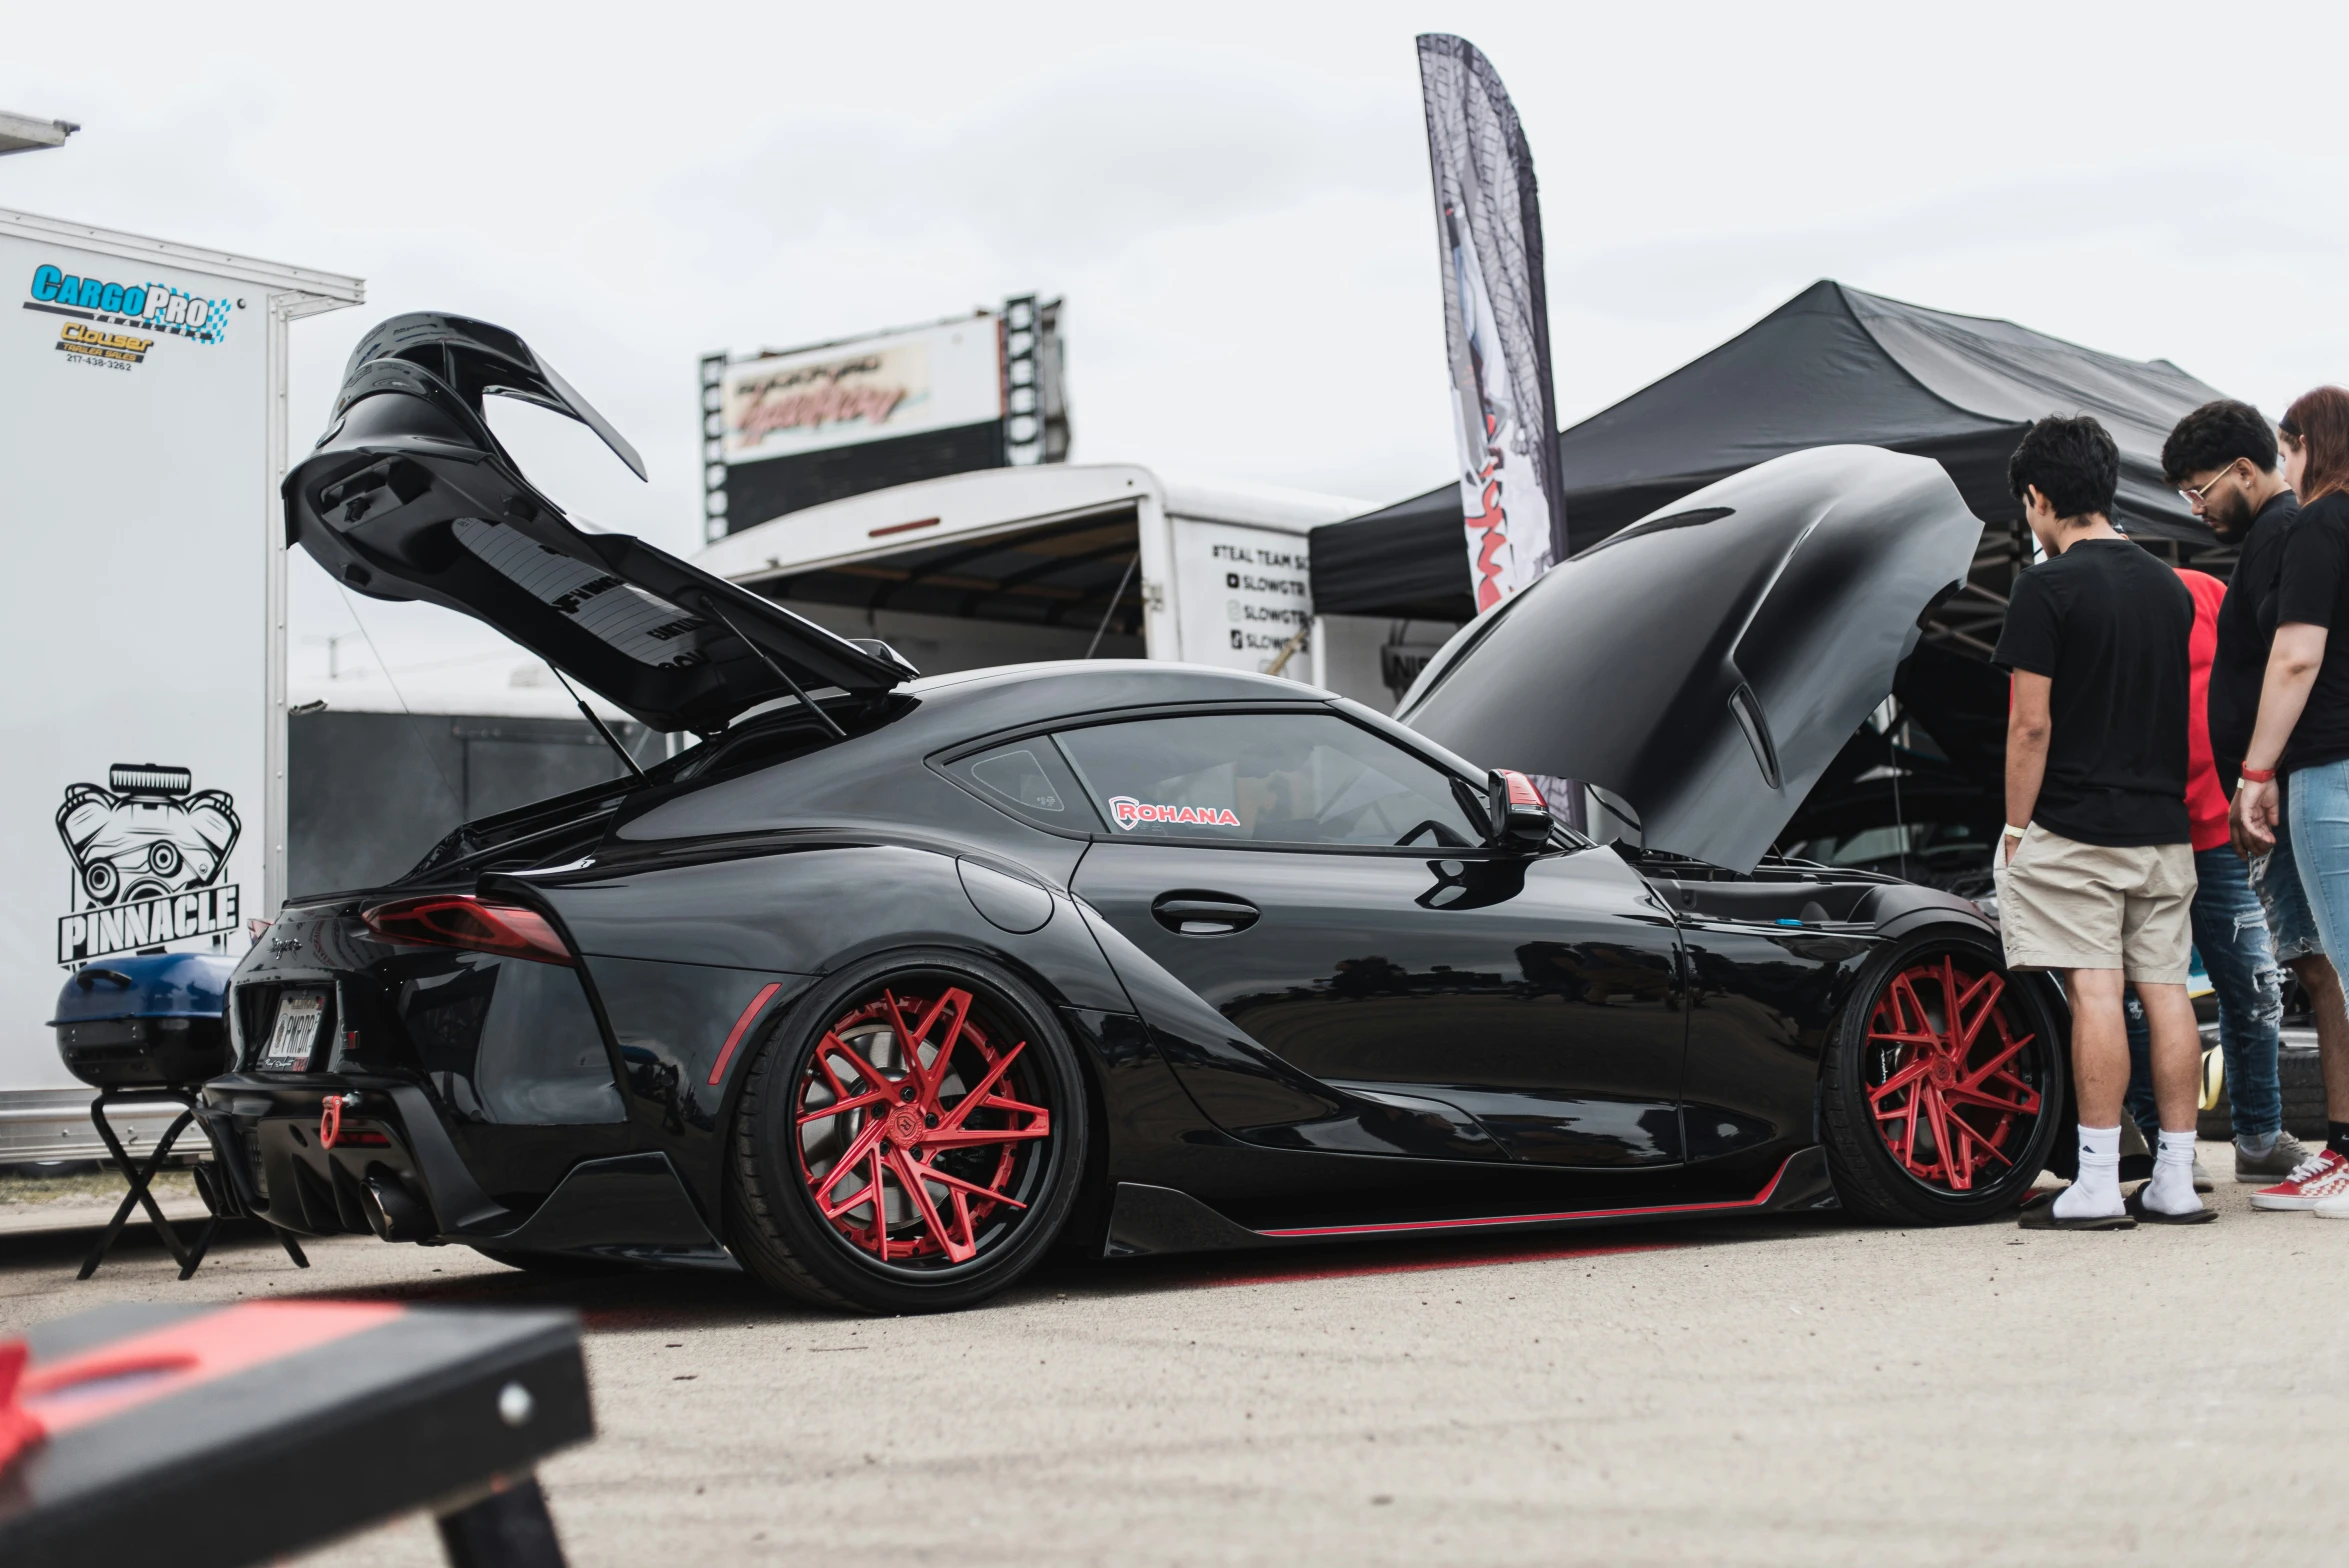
[[1315, 280, 2244, 894], [1312, 280, 2235, 635]]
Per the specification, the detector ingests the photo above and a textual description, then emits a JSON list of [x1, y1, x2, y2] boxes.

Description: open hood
[[1396, 446, 1980, 873], [284, 314, 915, 734]]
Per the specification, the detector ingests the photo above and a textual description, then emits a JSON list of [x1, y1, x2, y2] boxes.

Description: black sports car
[[201, 317, 2071, 1313]]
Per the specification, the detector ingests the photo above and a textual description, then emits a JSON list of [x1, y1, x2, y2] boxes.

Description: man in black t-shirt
[[2179, 402, 2304, 783], [2152, 401, 2318, 1186], [1992, 415, 2207, 1229]]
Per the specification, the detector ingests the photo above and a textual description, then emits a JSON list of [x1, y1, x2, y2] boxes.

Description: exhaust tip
[[359, 1169, 433, 1241]]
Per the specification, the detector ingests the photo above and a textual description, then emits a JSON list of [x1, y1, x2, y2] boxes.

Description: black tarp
[[1313, 279, 2232, 621]]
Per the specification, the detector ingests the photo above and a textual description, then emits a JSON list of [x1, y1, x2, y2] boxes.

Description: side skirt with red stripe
[[1100, 1146, 1838, 1260]]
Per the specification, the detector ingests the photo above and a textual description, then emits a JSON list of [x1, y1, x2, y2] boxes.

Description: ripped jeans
[[2124, 845, 2285, 1140]]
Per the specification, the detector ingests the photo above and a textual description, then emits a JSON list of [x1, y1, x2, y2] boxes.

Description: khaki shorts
[[1992, 824, 2196, 982]]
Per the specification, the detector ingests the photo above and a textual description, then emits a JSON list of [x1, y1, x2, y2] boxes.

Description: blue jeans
[[2250, 772, 2326, 962], [2124, 845, 2284, 1140], [2288, 757, 2349, 966]]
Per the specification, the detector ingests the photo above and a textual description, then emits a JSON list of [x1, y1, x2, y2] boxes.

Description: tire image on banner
[[1417, 33, 1566, 614]]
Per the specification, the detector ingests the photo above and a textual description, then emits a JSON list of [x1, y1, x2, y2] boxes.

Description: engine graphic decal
[[55, 763, 242, 965], [1105, 795, 1241, 831]]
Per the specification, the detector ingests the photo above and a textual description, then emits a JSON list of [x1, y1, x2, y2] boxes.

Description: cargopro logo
[[25, 263, 234, 346]]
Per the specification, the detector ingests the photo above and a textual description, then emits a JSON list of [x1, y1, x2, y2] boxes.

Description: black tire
[[1820, 926, 2066, 1224], [467, 1247, 639, 1277], [726, 949, 1088, 1314], [2199, 1040, 2331, 1142]]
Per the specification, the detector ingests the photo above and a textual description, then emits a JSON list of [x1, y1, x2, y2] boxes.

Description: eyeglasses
[[2179, 461, 2242, 506]]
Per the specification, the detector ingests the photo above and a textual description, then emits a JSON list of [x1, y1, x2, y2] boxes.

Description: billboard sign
[[703, 297, 1067, 539], [718, 316, 1004, 466]]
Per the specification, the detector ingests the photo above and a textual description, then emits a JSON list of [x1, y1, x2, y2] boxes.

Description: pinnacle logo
[[55, 764, 243, 965]]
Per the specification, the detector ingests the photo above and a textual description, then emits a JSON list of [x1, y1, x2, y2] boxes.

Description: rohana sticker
[[1107, 795, 1240, 831]]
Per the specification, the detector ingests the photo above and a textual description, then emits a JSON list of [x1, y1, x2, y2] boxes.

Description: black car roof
[[881, 660, 1444, 759], [484, 655, 1495, 870]]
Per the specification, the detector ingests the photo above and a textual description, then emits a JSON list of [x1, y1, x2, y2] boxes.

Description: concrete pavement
[[0, 1143, 2340, 1566]]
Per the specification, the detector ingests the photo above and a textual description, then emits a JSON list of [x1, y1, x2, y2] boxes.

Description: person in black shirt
[[2151, 402, 2315, 1186], [2178, 402, 2304, 783], [2231, 386, 2349, 1215], [1993, 415, 2206, 1228]]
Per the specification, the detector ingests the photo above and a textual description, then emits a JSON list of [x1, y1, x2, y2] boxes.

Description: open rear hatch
[[284, 314, 914, 734], [1397, 445, 1980, 873]]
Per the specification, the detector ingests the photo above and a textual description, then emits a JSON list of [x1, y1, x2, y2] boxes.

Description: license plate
[[261, 991, 327, 1071]]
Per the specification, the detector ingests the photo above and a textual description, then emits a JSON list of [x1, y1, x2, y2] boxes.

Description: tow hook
[[319, 1091, 361, 1150]]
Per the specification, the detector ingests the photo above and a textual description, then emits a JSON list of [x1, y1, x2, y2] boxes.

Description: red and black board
[[0, 1300, 591, 1568]]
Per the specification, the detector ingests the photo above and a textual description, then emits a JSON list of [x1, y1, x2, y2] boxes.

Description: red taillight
[[360, 895, 575, 966]]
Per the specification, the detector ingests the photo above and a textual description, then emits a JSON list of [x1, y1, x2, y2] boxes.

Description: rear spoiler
[[285, 314, 916, 734], [330, 314, 644, 479]]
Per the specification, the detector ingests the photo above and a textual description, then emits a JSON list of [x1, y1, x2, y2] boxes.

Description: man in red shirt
[[2123, 565, 2300, 1183], [2183, 569, 2234, 847]]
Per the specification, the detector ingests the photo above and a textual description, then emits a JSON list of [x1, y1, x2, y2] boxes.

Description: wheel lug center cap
[[887, 1106, 926, 1147], [1929, 1056, 1958, 1086]]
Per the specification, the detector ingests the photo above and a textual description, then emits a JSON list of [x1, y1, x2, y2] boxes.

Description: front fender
[[1853, 880, 1999, 944]]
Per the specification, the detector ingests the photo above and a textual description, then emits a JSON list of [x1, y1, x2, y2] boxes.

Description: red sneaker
[[2251, 1147, 2349, 1210]]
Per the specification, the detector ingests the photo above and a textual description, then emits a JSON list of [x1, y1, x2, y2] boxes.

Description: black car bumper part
[[199, 1074, 733, 1269]]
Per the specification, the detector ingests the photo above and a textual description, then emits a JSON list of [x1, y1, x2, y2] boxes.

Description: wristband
[[2002, 823, 2028, 839], [2240, 766, 2277, 784]]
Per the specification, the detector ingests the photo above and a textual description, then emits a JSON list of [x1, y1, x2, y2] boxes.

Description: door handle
[[1150, 892, 1260, 936]]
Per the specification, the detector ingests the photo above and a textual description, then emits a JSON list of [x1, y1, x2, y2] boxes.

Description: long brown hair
[[2282, 386, 2349, 503]]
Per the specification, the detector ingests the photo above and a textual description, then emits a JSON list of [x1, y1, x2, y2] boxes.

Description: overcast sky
[[8, 0, 2348, 685]]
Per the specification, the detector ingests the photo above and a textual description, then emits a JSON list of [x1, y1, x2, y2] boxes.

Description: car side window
[[946, 740, 1101, 833], [1052, 712, 1483, 849]]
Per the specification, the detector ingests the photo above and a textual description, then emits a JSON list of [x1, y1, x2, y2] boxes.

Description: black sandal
[[2017, 1191, 2137, 1230], [2124, 1188, 2217, 1226]]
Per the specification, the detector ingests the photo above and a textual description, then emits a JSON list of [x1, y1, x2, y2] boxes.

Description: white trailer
[[694, 463, 1366, 682], [0, 208, 360, 1161]]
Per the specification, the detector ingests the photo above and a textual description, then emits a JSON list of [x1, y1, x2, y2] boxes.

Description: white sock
[[2144, 1130, 2204, 1215], [2238, 1129, 2279, 1157], [2054, 1125, 2125, 1218]]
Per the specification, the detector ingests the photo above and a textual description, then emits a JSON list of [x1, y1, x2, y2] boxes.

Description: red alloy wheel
[[1864, 954, 2043, 1193], [791, 986, 1052, 1268]]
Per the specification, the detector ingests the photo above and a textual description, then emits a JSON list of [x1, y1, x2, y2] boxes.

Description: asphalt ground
[[0, 1142, 2341, 1567]]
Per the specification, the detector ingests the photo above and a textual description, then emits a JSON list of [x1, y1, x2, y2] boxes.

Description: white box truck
[[0, 207, 360, 1161], [693, 463, 1366, 681]]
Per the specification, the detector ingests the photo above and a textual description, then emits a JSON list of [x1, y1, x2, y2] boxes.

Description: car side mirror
[[1485, 769, 1553, 852]]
